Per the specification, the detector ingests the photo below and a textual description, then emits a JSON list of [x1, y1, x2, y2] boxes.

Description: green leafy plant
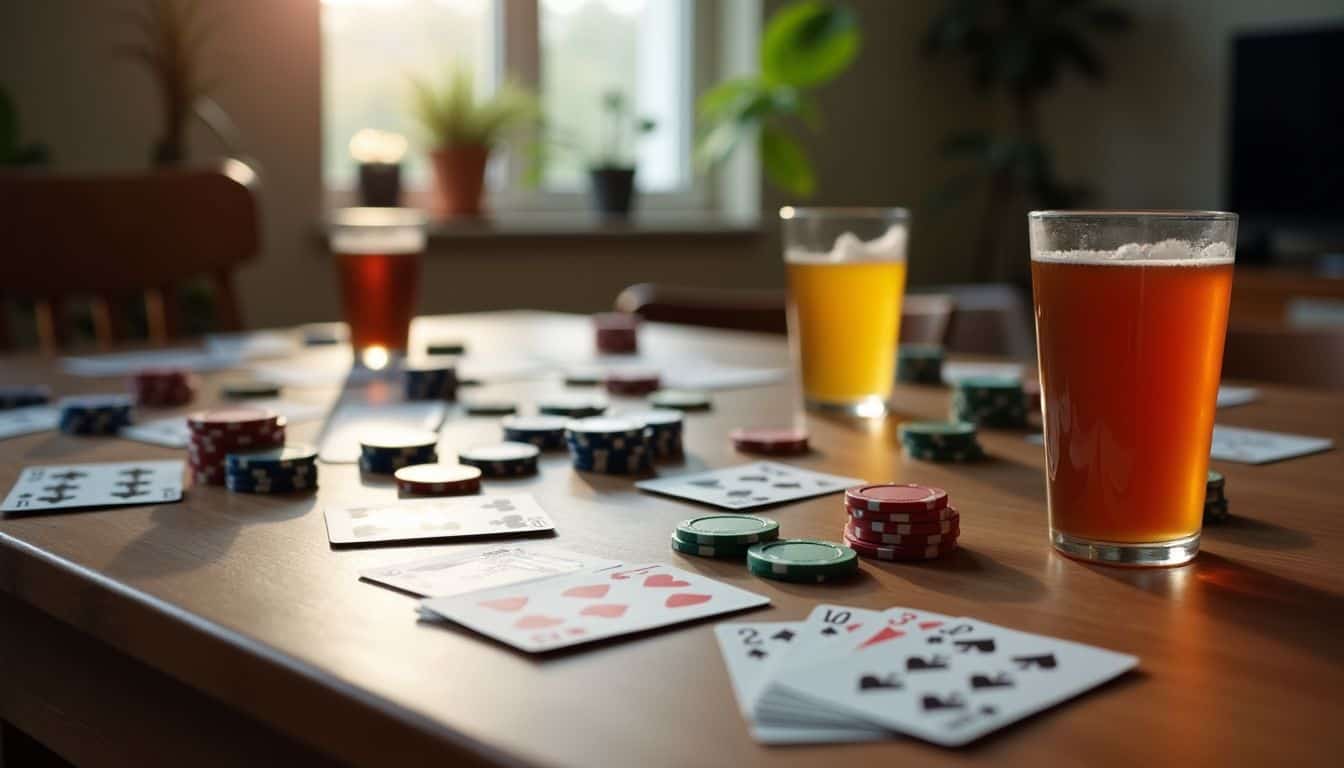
[[0, 87, 50, 167], [593, 91, 656, 169], [925, 0, 1132, 278], [407, 65, 539, 150], [695, 0, 861, 197]]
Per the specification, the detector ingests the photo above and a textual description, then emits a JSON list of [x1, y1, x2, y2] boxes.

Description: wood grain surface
[[1, 311, 1341, 768]]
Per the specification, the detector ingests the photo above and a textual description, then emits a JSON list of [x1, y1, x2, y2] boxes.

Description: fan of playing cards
[[718, 604, 1137, 747]]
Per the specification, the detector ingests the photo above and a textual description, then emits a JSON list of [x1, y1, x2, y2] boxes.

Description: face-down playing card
[[1, 460, 185, 514], [636, 461, 862, 511], [324, 494, 555, 545], [420, 563, 770, 653]]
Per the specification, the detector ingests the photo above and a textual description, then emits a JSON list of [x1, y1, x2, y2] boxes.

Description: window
[[322, 0, 698, 208]]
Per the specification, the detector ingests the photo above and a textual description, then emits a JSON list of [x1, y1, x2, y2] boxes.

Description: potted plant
[[408, 66, 538, 218], [588, 91, 656, 217]]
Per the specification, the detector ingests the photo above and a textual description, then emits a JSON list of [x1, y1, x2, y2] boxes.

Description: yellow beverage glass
[[781, 207, 910, 416]]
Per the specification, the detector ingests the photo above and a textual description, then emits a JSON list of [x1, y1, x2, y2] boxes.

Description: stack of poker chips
[[604, 369, 661, 396], [457, 442, 540, 477], [896, 344, 945, 385], [1204, 469, 1230, 523], [843, 483, 960, 561], [501, 415, 569, 451], [565, 416, 652, 474], [621, 409, 684, 459], [670, 514, 779, 559], [359, 429, 439, 474], [394, 463, 482, 496], [747, 539, 859, 583], [898, 420, 984, 463], [224, 444, 318, 494], [58, 395, 134, 435], [188, 408, 285, 485], [0, 386, 51, 410], [403, 364, 458, 402], [593, 312, 639, 354], [951, 376, 1028, 428], [130, 369, 196, 407]]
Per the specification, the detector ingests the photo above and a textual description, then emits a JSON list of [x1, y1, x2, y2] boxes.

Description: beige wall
[[3, 1, 1337, 331]]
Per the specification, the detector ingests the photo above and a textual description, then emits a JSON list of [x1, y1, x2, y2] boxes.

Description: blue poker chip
[[403, 364, 458, 401], [225, 443, 318, 472], [457, 442, 540, 477], [0, 386, 51, 410], [58, 394, 133, 435]]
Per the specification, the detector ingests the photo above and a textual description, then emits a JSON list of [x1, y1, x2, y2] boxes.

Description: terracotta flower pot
[[429, 144, 490, 218]]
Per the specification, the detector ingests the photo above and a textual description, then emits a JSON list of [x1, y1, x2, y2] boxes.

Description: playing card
[[119, 399, 330, 448], [1, 460, 184, 514], [659, 362, 786, 391], [421, 563, 769, 653], [62, 348, 237, 376], [773, 617, 1138, 747], [360, 545, 620, 598], [204, 331, 298, 361], [1210, 425, 1334, 464], [942, 362, 1024, 385], [324, 494, 555, 546], [636, 461, 862, 511], [0, 406, 59, 441], [316, 401, 446, 463], [1215, 385, 1259, 408]]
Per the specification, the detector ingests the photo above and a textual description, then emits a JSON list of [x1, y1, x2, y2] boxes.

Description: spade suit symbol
[[748, 649, 768, 660], [770, 629, 796, 642], [906, 655, 949, 671], [921, 693, 965, 712], [858, 674, 902, 691], [953, 638, 996, 653], [970, 672, 1014, 690], [1012, 653, 1058, 670]]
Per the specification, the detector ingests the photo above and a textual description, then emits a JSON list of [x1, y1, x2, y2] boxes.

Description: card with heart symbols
[[324, 494, 555, 546], [419, 563, 770, 653], [635, 461, 863, 511]]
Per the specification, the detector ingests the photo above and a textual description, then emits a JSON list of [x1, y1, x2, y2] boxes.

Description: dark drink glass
[[331, 208, 425, 360]]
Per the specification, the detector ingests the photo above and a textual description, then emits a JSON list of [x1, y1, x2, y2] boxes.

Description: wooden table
[[2, 311, 1341, 768]]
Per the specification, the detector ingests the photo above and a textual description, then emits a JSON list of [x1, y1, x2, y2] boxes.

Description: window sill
[[423, 211, 761, 241]]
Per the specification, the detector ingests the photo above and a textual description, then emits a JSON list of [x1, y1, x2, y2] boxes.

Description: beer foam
[[786, 225, 907, 264], [1032, 239, 1233, 266]]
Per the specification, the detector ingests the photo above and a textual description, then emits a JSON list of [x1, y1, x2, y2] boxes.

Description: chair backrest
[[1222, 325, 1344, 389], [614, 283, 956, 346], [0, 159, 260, 351]]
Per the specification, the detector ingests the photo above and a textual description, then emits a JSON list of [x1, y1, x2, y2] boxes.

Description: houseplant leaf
[[761, 1, 860, 88], [760, 125, 815, 197]]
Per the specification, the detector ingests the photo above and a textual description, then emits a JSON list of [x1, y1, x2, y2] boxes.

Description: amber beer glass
[[782, 207, 910, 417], [331, 208, 426, 360], [1029, 211, 1236, 566]]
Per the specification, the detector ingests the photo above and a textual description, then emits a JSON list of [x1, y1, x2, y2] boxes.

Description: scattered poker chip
[[669, 534, 753, 559], [898, 421, 978, 447], [225, 463, 318, 494], [462, 399, 518, 416], [1204, 470, 1230, 522], [904, 444, 987, 463], [896, 344, 945, 385], [358, 428, 440, 474], [394, 463, 483, 496], [747, 539, 859, 583], [538, 393, 609, 418], [852, 512, 960, 535], [130, 369, 196, 407], [844, 534, 958, 561], [1203, 498, 1231, 523], [675, 514, 780, 546], [501, 414, 569, 450], [618, 408, 684, 459], [593, 312, 639, 354], [188, 407, 280, 434], [403, 363, 458, 402], [565, 417, 647, 449], [647, 389, 711, 412], [844, 483, 949, 513], [58, 394, 134, 435], [604, 369, 662, 396], [951, 376, 1027, 428], [457, 441, 540, 477], [844, 521, 957, 546], [225, 443, 318, 472], [221, 379, 282, 400], [0, 385, 51, 410], [562, 366, 605, 386], [425, 340, 467, 356], [730, 427, 809, 455]]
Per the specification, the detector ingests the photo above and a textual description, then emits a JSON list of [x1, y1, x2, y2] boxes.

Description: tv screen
[[1229, 24, 1344, 225]]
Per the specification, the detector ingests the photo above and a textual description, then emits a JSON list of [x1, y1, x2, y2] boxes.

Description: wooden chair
[[613, 283, 956, 344], [1222, 324, 1344, 389], [0, 159, 260, 352]]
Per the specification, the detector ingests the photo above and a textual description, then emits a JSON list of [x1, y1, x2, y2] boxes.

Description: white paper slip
[[1210, 425, 1334, 464], [1216, 386, 1260, 408], [316, 401, 446, 463], [0, 406, 60, 441], [119, 400, 331, 448], [942, 361, 1024, 385], [62, 348, 238, 376], [360, 546, 620, 598]]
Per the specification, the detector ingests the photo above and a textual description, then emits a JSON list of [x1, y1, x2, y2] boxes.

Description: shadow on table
[[1201, 515, 1313, 550], [881, 546, 1049, 603], [1091, 552, 1344, 667]]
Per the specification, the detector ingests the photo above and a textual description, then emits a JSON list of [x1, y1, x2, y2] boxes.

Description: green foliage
[[695, 1, 860, 197], [407, 65, 539, 149], [0, 87, 50, 167], [593, 89, 656, 169]]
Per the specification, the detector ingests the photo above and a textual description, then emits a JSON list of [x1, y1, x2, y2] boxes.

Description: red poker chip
[[844, 483, 949, 513], [844, 533, 958, 561], [848, 507, 960, 533], [730, 427, 810, 455], [188, 407, 279, 434], [394, 463, 483, 496], [604, 370, 661, 396], [593, 312, 639, 331], [844, 521, 958, 546]]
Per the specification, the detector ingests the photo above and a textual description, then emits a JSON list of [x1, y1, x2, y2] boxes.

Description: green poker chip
[[462, 399, 518, 416], [647, 389, 711, 411], [669, 534, 753, 559], [674, 514, 780, 545], [899, 420, 978, 445], [221, 380, 282, 399], [1207, 469, 1225, 487], [747, 539, 859, 583]]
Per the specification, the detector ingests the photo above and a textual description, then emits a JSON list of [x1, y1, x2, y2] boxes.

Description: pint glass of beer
[[1029, 211, 1236, 566], [782, 207, 910, 417], [330, 208, 426, 361]]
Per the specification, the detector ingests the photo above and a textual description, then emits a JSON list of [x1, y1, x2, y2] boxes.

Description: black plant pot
[[589, 167, 637, 217]]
